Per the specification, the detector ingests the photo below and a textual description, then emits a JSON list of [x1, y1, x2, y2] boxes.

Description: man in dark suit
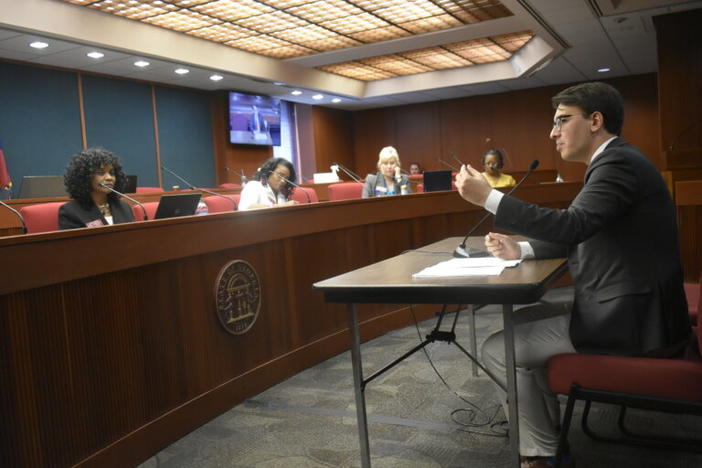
[[455, 82, 691, 468]]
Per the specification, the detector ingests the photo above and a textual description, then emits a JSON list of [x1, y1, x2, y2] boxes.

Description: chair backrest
[[136, 187, 164, 193], [20, 202, 65, 233], [203, 194, 238, 213], [218, 183, 241, 190], [328, 182, 363, 201], [131, 201, 160, 220], [290, 187, 318, 204]]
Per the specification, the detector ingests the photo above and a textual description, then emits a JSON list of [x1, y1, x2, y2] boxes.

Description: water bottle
[[400, 184, 409, 195], [195, 200, 208, 215], [555, 173, 564, 183]]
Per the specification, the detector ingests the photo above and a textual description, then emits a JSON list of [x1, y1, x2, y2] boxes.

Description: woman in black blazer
[[59, 147, 134, 229]]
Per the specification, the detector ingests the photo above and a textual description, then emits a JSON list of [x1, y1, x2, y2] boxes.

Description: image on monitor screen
[[229, 92, 281, 146]]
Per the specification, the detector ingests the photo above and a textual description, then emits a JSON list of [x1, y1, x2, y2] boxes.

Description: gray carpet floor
[[140, 288, 702, 467]]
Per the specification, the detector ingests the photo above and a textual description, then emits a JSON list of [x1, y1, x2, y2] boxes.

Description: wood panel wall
[[0, 184, 580, 467], [350, 74, 661, 183]]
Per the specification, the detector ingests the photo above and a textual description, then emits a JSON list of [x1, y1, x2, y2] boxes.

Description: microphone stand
[[0, 199, 27, 233], [453, 159, 540, 258], [332, 162, 363, 184], [437, 158, 458, 172], [99, 182, 148, 221], [162, 165, 237, 210], [279, 175, 311, 203]]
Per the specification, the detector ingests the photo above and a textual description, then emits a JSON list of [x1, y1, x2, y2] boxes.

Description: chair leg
[[555, 392, 577, 468]]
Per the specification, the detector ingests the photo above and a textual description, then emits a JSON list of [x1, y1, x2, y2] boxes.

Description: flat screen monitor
[[228, 91, 281, 146], [422, 170, 453, 192], [154, 193, 201, 219], [18, 175, 69, 199]]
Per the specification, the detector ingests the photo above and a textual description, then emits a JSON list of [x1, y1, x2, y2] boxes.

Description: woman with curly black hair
[[59, 147, 135, 229], [238, 157, 298, 210], [480, 149, 516, 188]]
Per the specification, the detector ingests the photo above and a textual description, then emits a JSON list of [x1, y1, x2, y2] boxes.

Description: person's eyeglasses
[[552, 114, 574, 131], [272, 171, 289, 181]]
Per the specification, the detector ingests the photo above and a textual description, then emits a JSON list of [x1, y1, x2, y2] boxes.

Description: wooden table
[[314, 237, 568, 467]]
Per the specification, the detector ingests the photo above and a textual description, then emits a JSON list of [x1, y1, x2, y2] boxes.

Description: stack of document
[[412, 257, 522, 278]]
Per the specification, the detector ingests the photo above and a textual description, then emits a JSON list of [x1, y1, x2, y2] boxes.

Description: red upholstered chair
[[328, 182, 363, 201], [132, 201, 160, 221], [290, 187, 318, 204], [547, 284, 702, 465], [203, 194, 238, 212], [218, 183, 241, 190], [20, 202, 65, 233], [136, 187, 164, 193]]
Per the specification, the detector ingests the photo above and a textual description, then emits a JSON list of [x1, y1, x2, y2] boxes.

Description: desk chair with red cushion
[[203, 194, 239, 212], [290, 187, 318, 204], [136, 187, 164, 193], [547, 282, 702, 466], [20, 202, 66, 233], [328, 182, 363, 201], [218, 183, 241, 190], [131, 201, 159, 221]]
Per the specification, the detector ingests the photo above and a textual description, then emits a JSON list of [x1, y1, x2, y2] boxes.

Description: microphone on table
[[278, 175, 311, 203], [0, 199, 27, 234], [331, 162, 363, 184], [161, 165, 237, 210], [225, 166, 248, 185], [453, 159, 540, 258], [99, 182, 148, 221]]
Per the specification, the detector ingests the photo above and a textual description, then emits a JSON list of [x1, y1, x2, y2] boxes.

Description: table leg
[[469, 304, 479, 377], [348, 303, 371, 468], [503, 304, 521, 467]]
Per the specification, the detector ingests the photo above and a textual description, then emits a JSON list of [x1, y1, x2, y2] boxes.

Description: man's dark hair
[[254, 157, 297, 199], [551, 82, 624, 136], [64, 147, 127, 208]]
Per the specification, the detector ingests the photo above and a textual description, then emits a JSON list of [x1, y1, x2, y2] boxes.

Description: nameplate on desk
[[312, 172, 339, 184]]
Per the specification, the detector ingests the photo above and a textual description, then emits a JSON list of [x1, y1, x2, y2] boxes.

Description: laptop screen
[[154, 193, 201, 219], [422, 170, 453, 192], [18, 175, 69, 199]]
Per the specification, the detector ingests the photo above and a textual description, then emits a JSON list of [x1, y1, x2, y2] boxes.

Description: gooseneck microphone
[[331, 162, 363, 184], [0, 199, 27, 234], [224, 166, 248, 185], [453, 159, 540, 258], [437, 158, 458, 172], [279, 175, 311, 203], [98, 182, 148, 221], [161, 165, 237, 210]]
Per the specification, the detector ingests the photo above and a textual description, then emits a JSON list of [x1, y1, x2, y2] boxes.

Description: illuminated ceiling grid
[[58, 0, 532, 81]]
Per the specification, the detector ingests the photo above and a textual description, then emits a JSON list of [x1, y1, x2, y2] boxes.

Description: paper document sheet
[[412, 257, 522, 278]]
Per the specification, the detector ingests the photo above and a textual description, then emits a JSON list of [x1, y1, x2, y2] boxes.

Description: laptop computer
[[18, 175, 69, 199], [422, 170, 453, 192], [123, 175, 137, 193], [154, 193, 201, 219]]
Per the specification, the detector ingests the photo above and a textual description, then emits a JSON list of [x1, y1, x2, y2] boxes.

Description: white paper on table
[[412, 257, 522, 278]]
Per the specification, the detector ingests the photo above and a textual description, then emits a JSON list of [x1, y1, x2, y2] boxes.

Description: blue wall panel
[[0, 61, 82, 198], [82, 75, 158, 186], [155, 86, 215, 189]]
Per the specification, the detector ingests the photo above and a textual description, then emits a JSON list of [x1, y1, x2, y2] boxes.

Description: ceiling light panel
[[58, 0, 522, 81], [191, 0, 273, 22]]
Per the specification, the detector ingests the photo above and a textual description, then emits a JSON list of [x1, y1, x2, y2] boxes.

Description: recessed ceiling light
[[597, 67, 610, 73], [312, 94, 324, 100], [273, 82, 285, 86], [134, 60, 150, 68], [291, 90, 302, 96], [174, 68, 190, 75], [87, 51, 104, 59], [209, 74, 223, 81], [332, 98, 342, 103], [29, 41, 49, 49]]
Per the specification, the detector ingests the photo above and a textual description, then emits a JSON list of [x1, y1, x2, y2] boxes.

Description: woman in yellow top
[[481, 149, 516, 188]]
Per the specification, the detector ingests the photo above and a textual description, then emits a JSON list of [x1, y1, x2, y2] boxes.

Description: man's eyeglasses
[[552, 114, 574, 131]]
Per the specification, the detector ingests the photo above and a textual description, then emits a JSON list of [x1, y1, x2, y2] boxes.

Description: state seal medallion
[[215, 260, 261, 335]]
